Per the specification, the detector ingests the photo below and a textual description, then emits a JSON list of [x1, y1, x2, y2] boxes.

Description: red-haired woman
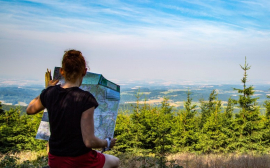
[[27, 50, 119, 168]]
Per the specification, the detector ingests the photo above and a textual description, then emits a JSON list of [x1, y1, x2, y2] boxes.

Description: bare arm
[[26, 78, 59, 115], [26, 95, 45, 115], [81, 107, 117, 148]]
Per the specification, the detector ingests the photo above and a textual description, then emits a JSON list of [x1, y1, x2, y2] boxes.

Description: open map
[[36, 67, 120, 140]]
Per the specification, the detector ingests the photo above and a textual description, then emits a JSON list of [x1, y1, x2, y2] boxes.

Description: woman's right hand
[[48, 79, 59, 87], [110, 138, 117, 148]]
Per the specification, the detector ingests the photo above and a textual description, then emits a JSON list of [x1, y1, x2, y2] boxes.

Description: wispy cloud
[[1, 0, 270, 34], [0, 0, 269, 84]]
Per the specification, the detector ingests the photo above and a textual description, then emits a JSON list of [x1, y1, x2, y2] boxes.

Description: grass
[[116, 152, 270, 168], [0, 150, 48, 168], [1, 151, 270, 168], [167, 153, 270, 168]]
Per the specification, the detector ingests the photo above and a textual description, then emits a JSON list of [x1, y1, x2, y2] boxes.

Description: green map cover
[[36, 67, 120, 140]]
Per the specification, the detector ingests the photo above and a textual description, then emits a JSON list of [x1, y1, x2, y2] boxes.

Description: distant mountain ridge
[[0, 86, 43, 106], [0, 84, 269, 108]]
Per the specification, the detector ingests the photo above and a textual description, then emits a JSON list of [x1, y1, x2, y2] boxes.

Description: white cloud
[[0, 0, 269, 84]]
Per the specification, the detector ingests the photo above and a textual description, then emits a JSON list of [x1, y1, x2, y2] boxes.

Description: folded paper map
[[36, 67, 120, 140]]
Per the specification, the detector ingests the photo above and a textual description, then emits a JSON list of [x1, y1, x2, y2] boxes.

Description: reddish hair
[[62, 50, 86, 82]]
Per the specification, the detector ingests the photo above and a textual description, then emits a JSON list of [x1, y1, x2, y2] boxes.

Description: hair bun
[[62, 49, 86, 82]]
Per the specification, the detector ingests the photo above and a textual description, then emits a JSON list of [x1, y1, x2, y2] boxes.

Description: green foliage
[[264, 95, 270, 118], [171, 92, 198, 152], [224, 97, 237, 120], [199, 90, 219, 129], [0, 154, 48, 168], [116, 92, 174, 154], [0, 155, 18, 168], [114, 96, 176, 166], [114, 57, 270, 155], [0, 107, 46, 153], [1, 104, 27, 115], [196, 90, 229, 153], [232, 57, 263, 152], [114, 110, 134, 153]]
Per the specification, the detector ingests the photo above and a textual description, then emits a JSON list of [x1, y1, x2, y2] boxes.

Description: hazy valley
[[1, 83, 269, 112]]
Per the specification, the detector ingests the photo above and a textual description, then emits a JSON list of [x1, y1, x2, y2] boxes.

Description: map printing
[[36, 67, 120, 140]]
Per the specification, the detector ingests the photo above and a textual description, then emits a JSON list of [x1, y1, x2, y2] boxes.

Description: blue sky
[[0, 0, 270, 86]]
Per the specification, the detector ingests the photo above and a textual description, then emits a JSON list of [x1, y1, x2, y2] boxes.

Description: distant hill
[[2, 104, 27, 115], [0, 84, 269, 109], [0, 86, 43, 105], [120, 84, 270, 107]]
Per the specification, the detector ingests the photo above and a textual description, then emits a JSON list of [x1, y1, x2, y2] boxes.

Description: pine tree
[[222, 98, 237, 152], [172, 92, 198, 152], [114, 110, 138, 153], [129, 92, 145, 149], [199, 89, 218, 128], [224, 98, 237, 120], [184, 92, 197, 121], [234, 57, 259, 122], [0, 107, 46, 153], [264, 95, 270, 119], [197, 91, 227, 153], [234, 57, 262, 151], [261, 94, 270, 148], [152, 98, 173, 167]]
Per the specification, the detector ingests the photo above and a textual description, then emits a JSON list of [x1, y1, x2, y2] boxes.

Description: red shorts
[[48, 150, 105, 168]]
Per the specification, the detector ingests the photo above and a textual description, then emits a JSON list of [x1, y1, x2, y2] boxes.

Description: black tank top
[[40, 85, 98, 156]]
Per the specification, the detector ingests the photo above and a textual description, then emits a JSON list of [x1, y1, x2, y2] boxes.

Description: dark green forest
[[0, 103, 46, 153], [0, 58, 270, 156]]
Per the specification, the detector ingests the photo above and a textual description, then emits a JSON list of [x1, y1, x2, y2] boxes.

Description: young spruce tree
[[222, 97, 237, 152], [197, 90, 227, 153], [199, 90, 219, 129], [264, 95, 270, 119], [261, 94, 270, 148], [172, 91, 198, 152], [234, 57, 262, 151]]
